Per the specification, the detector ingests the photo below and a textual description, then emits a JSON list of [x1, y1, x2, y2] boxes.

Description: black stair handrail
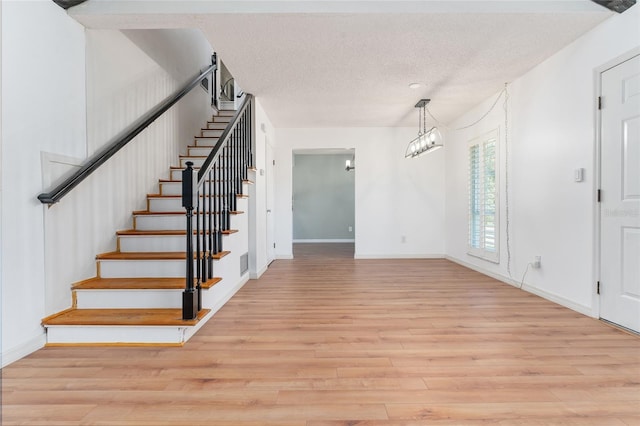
[[37, 62, 217, 205], [181, 94, 253, 320], [197, 94, 252, 185]]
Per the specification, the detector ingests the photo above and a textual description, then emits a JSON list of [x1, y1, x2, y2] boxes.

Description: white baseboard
[[211, 273, 250, 315], [354, 253, 445, 259], [1, 333, 47, 368], [445, 255, 595, 318], [276, 254, 293, 260], [250, 263, 268, 280], [293, 239, 355, 243], [187, 273, 251, 341]]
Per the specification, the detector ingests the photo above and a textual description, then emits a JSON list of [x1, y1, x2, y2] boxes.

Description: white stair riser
[[170, 169, 186, 180], [161, 181, 250, 196], [99, 259, 188, 278], [120, 235, 187, 252], [159, 182, 182, 195], [180, 157, 206, 168], [98, 256, 232, 279], [171, 167, 251, 181], [194, 138, 218, 147], [46, 325, 186, 344], [134, 213, 241, 231], [180, 157, 245, 168], [149, 197, 186, 212], [207, 123, 226, 130], [75, 289, 182, 309], [119, 234, 231, 252], [213, 116, 232, 123], [201, 129, 223, 137], [149, 194, 247, 213], [135, 214, 190, 231], [188, 146, 214, 157]]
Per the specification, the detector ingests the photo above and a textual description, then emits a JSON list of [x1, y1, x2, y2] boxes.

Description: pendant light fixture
[[405, 99, 443, 158]]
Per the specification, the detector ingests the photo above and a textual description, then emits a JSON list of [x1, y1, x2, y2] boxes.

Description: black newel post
[[182, 162, 198, 320]]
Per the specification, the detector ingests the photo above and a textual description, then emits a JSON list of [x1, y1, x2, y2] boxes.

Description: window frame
[[467, 128, 500, 263]]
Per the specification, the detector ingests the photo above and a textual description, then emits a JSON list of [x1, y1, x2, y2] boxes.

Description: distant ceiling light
[[590, 0, 635, 13], [408, 83, 423, 90], [405, 99, 444, 158]]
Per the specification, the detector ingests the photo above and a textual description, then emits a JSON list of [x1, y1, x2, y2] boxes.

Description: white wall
[[0, 0, 4, 365], [275, 128, 445, 259], [292, 153, 355, 241], [1, 0, 87, 365], [1, 2, 213, 366], [249, 98, 275, 278], [445, 6, 640, 316]]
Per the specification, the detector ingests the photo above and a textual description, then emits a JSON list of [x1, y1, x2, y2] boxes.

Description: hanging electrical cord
[[425, 86, 508, 131], [426, 83, 516, 283], [503, 83, 513, 280], [519, 262, 531, 289]]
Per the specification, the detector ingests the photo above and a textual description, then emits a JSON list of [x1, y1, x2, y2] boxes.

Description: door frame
[[265, 137, 275, 265], [594, 46, 640, 320]]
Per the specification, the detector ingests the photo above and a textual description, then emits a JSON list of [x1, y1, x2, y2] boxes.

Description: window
[[468, 129, 499, 263]]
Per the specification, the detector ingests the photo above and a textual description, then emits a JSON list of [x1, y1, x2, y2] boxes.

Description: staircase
[[42, 108, 253, 346]]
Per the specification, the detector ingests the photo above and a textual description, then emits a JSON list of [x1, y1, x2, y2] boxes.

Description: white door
[[265, 140, 276, 264], [600, 54, 640, 332]]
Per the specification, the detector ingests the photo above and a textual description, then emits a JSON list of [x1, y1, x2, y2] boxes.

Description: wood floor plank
[[2, 243, 639, 425]]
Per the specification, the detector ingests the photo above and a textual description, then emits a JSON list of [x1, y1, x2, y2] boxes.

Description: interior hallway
[[2, 245, 639, 425]]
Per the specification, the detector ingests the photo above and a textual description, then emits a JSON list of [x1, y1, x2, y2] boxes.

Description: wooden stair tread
[[147, 194, 247, 199], [96, 251, 230, 261], [43, 308, 210, 326], [171, 165, 200, 170], [212, 250, 230, 260], [72, 277, 222, 290], [117, 229, 239, 236], [118, 229, 187, 236], [97, 251, 196, 260], [133, 210, 244, 215]]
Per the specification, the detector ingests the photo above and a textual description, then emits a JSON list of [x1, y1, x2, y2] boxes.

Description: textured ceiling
[[70, 1, 614, 127]]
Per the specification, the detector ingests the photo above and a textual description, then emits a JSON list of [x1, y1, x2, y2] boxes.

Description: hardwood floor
[[3, 244, 639, 425]]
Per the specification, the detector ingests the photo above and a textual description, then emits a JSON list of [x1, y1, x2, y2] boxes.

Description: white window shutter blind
[[468, 130, 499, 263]]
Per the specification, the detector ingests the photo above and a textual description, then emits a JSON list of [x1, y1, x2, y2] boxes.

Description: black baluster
[[223, 143, 233, 231], [201, 168, 208, 288], [207, 168, 214, 276], [182, 162, 198, 320]]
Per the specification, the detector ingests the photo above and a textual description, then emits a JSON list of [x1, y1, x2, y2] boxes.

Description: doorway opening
[[292, 149, 356, 259]]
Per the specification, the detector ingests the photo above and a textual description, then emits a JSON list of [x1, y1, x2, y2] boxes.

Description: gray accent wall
[[293, 154, 355, 240]]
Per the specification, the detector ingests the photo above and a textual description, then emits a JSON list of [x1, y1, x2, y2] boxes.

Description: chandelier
[[405, 99, 443, 158]]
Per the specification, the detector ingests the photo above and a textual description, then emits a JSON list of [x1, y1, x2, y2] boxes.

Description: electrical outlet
[[532, 256, 541, 269], [348, 226, 353, 232], [401, 235, 406, 243]]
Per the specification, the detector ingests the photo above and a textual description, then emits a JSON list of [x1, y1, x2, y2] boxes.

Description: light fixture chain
[[423, 103, 427, 134]]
